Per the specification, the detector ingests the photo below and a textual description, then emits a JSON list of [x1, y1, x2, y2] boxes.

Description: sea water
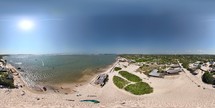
[[4, 54, 116, 87]]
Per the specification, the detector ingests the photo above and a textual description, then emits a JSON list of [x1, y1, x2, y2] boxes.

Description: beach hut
[[167, 68, 182, 74], [149, 69, 163, 77], [94, 74, 108, 87]]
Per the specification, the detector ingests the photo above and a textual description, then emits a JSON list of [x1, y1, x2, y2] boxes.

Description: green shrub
[[181, 61, 189, 69], [114, 67, 122, 71], [135, 58, 146, 62], [119, 71, 142, 82], [124, 82, 153, 95], [113, 76, 129, 89], [202, 71, 215, 84], [0, 78, 15, 88], [0, 72, 15, 88]]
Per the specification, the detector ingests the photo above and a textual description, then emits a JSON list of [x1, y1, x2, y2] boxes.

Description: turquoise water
[[4, 55, 116, 87]]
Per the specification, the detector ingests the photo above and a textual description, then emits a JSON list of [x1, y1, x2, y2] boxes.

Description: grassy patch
[[119, 71, 142, 82], [124, 82, 153, 95], [114, 67, 122, 71], [113, 76, 129, 89], [138, 64, 156, 75]]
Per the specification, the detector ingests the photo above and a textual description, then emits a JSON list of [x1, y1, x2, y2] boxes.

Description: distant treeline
[[0, 55, 9, 59], [119, 54, 215, 68]]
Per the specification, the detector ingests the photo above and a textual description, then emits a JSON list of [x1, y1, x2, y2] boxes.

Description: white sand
[[1, 61, 215, 108]]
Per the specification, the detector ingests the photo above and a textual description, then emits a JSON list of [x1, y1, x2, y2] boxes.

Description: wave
[[15, 62, 22, 65], [40, 59, 45, 67]]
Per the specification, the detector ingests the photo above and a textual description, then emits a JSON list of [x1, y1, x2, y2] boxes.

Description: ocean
[[3, 54, 116, 88]]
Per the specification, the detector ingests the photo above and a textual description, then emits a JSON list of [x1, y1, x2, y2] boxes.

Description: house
[[0, 59, 6, 66], [192, 69, 201, 75], [0, 66, 8, 72], [0, 61, 3, 66], [128, 59, 135, 63], [0, 66, 2, 71], [94, 74, 108, 87], [119, 58, 127, 62], [7, 73, 14, 79], [210, 61, 215, 65], [189, 63, 199, 69], [149, 69, 163, 78], [211, 68, 215, 72], [170, 64, 181, 68], [0, 85, 4, 88], [167, 68, 182, 74], [200, 65, 208, 71]]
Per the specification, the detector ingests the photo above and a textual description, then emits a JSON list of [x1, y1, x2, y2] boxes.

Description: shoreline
[[6, 63, 43, 93], [6, 57, 119, 93], [47, 58, 119, 94], [1, 57, 215, 107]]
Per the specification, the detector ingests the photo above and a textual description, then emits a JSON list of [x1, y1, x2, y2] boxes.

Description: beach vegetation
[[113, 76, 129, 89], [202, 71, 215, 84], [124, 82, 153, 95], [119, 71, 142, 82], [138, 64, 165, 76], [120, 55, 215, 66], [181, 60, 189, 69], [114, 67, 122, 71], [0, 72, 15, 88]]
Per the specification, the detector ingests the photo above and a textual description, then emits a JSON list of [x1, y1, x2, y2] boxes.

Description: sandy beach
[[1, 60, 215, 108]]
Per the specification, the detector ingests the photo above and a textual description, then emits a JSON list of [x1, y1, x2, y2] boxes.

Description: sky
[[1, 0, 215, 54]]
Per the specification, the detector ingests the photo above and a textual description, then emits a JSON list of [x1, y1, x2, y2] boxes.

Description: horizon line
[[2, 53, 215, 55]]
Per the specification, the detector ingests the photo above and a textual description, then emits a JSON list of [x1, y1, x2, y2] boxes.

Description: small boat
[[80, 100, 100, 103]]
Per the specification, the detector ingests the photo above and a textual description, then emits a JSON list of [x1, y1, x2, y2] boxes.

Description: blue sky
[[1, 0, 215, 54]]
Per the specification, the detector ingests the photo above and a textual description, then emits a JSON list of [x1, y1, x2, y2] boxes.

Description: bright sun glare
[[18, 19, 34, 30]]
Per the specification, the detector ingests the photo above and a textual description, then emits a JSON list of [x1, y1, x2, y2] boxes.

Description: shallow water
[[4, 54, 116, 87]]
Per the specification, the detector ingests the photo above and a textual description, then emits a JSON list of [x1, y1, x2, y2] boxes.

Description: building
[[0, 59, 6, 66], [0, 66, 8, 72], [118, 57, 127, 62], [210, 61, 215, 65], [211, 68, 215, 72], [94, 74, 108, 86], [7, 73, 14, 79], [189, 63, 200, 70], [192, 69, 201, 75], [200, 65, 208, 71], [167, 68, 182, 74], [149, 69, 163, 78], [170, 64, 181, 68]]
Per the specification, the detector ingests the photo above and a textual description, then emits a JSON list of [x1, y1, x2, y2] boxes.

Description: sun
[[18, 19, 34, 30]]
